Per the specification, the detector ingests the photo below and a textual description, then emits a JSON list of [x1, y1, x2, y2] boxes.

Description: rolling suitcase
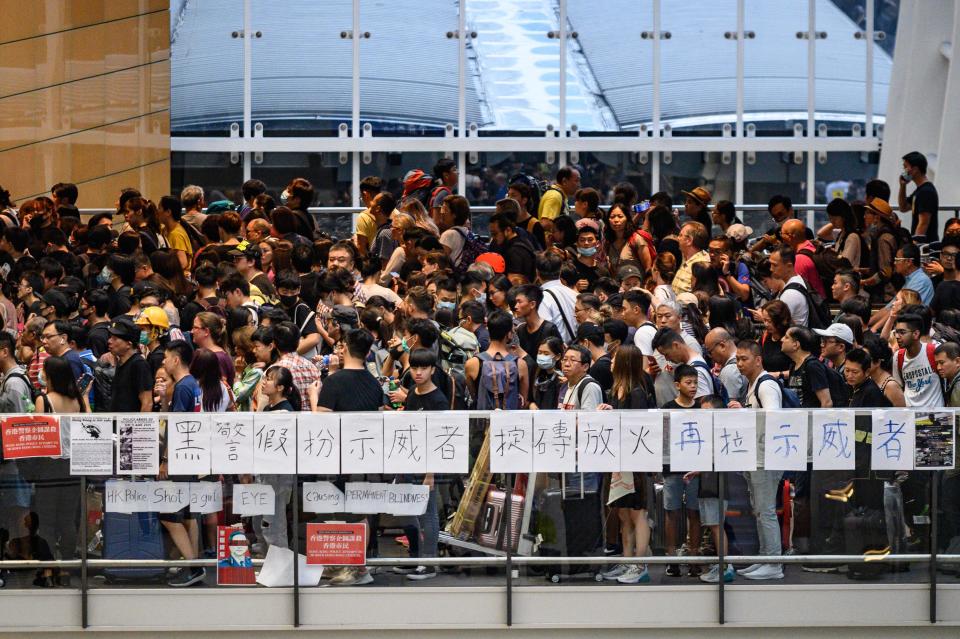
[[102, 511, 166, 582], [844, 506, 888, 580], [536, 473, 604, 582], [475, 489, 524, 552]]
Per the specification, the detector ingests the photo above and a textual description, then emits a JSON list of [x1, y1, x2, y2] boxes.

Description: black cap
[[575, 322, 604, 342], [228, 239, 261, 260], [107, 316, 141, 342]]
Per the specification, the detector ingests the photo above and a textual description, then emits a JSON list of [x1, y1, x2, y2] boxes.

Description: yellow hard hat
[[135, 306, 170, 330]]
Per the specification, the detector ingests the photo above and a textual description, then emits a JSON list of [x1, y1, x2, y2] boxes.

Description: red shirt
[[795, 240, 827, 298]]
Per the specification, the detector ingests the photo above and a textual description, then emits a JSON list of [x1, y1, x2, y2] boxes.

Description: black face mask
[[279, 294, 298, 308]]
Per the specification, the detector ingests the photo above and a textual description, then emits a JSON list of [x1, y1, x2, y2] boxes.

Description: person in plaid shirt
[[272, 321, 320, 411]]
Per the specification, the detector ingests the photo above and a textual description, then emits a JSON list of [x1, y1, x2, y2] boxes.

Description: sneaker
[[168, 567, 206, 587], [801, 563, 839, 574], [687, 563, 702, 577], [700, 565, 734, 583], [743, 563, 784, 580], [600, 564, 630, 580], [604, 543, 623, 556], [665, 564, 681, 577], [616, 565, 651, 584], [737, 563, 764, 576], [407, 566, 437, 581], [392, 566, 417, 575], [331, 568, 374, 586]]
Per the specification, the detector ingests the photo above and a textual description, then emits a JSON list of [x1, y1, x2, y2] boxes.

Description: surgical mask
[[401, 338, 412, 353], [901, 170, 912, 183], [98, 266, 113, 286], [604, 341, 617, 353], [38, 370, 46, 389], [437, 300, 456, 311], [578, 246, 598, 257], [279, 294, 298, 308], [139, 330, 150, 346], [475, 293, 487, 305], [536, 355, 555, 370], [280, 190, 290, 205]]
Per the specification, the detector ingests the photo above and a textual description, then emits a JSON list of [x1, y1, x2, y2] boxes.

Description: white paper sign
[[669, 411, 713, 471], [68, 415, 114, 475], [211, 414, 254, 474], [297, 413, 341, 474], [577, 412, 620, 472], [189, 481, 223, 514], [256, 545, 323, 587], [383, 412, 427, 474], [713, 411, 757, 472], [167, 414, 212, 476], [344, 482, 391, 514], [812, 410, 856, 470], [489, 412, 533, 473], [764, 411, 808, 471], [426, 413, 469, 474], [620, 411, 664, 472], [872, 409, 916, 471], [253, 414, 295, 474], [386, 484, 430, 516], [341, 414, 384, 474], [104, 480, 190, 513], [532, 411, 577, 472], [302, 481, 345, 513], [233, 483, 276, 516], [116, 415, 159, 476]]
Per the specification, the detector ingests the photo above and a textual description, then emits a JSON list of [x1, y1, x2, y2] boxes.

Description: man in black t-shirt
[[312, 328, 383, 412], [106, 317, 153, 413], [898, 151, 939, 242], [576, 322, 613, 399], [781, 326, 832, 408], [512, 285, 561, 358]]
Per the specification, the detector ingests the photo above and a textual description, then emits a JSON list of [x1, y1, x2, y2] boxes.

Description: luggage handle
[[560, 473, 585, 500]]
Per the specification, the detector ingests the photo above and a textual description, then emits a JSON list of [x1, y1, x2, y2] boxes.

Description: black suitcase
[[844, 507, 888, 580], [535, 473, 604, 582]]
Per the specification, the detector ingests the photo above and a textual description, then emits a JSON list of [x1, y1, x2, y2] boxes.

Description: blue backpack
[[752, 373, 801, 408], [475, 352, 520, 410], [691, 360, 730, 406]]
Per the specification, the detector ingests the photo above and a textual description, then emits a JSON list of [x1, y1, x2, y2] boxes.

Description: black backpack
[[798, 245, 850, 302], [508, 173, 549, 216], [782, 282, 831, 330]]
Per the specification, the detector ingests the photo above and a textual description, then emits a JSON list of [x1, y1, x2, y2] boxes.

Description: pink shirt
[[795, 240, 827, 298]]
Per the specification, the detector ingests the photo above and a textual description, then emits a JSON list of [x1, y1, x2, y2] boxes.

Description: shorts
[[159, 506, 193, 524], [663, 473, 699, 511], [609, 473, 647, 510], [697, 498, 729, 526]]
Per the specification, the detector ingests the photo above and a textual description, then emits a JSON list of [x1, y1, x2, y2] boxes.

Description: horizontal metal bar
[[171, 135, 880, 154]]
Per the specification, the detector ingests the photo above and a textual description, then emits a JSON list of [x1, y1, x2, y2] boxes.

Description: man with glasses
[[870, 244, 934, 330], [672, 222, 710, 296], [41, 320, 86, 383], [704, 328, 746, 404], [709, 236, 751, 304], [892, 313, 943, 409]]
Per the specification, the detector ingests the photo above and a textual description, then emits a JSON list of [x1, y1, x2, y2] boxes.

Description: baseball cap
[[475, 252, 506, 274], [107, 316, 141, 342], [575, 322, 604, 342], [725, 223, 754, 243], [617, 263, 643, 282], [814, 323, 854, 346], [228, 239, 261, 260]]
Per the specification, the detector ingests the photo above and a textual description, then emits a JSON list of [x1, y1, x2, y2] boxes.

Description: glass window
[[742, 151, 808, 233], [171, 152, 244, 202], [816, 0, 867, 124], [744, 0, 809, 125]]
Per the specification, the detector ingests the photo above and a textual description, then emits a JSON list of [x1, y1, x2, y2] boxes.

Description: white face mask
[[280, 190, 290, 205], [901, 170, 912, 183]]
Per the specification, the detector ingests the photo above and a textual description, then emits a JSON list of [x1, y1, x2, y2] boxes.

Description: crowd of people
[[0, 148, 957, 588]]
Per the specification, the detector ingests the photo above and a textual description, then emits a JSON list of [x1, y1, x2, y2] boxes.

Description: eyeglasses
[[40, 332, 63, 340], [893, 257, 912, 263], [560, 356, 584, 364], [943, 251, 959, 259], [892, 328, 915, 336]]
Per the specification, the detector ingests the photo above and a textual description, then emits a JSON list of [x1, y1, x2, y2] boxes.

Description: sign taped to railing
[[669, 411, 712, 471], [233, 483, 276, 516], [425, 413, 468, 474], [253, 414, 294, 474], [871, 409, 915, 471], [812, 410, 856, 470], [764, 411, 808, 471], [104, 480, 189, 513], [297, 413, 340, 474], [212, 414, 254, 474], [117, 415, 159, 476], [303, 481, 345, 513], [383, 412, 427, 474], [915, 411, 955, 470], [713, 411, 756, 472], [68, 415, 114, 475], [1, 415, 62, 460], [532, 411, 576, 472], [620, 411, 663, 472], [577, 411, 620, 472], [190, 481, 223, 514], [167, 414, 212, 476], [490, 412, 533, 473], [341, 414, 383, 474]]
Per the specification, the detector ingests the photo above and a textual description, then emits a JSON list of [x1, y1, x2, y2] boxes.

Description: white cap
[[813, 323, 854, 345]]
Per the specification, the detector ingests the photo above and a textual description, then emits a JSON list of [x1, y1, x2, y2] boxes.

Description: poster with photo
[[116, 415, 160, 476], [68, 415, 114, 475], [915, 411, 956, 470]]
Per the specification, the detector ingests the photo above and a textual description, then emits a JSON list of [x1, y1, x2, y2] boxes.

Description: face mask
[[476, 293, 487, 305], [901, 170, 912, 183], [139, 330, 150, 346], [280, 190, 290, 205], [536, 355, 555, 370], [279, 294, 298, 308], [578, 246, 598, 257], [604, 341, 617, 353], [401, 338, 412, 353], [38, 370, 46, 389], [98, 266, 113, 286], [437, 300, 456, 311]]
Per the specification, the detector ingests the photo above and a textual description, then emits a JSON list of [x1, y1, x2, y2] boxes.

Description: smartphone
[[77, 371, 94, 391]]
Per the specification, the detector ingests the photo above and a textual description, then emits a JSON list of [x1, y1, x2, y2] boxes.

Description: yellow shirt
[[165, 223, 191, 254], [537, 186, 566, 220], [355, 209, 377, 245], [672, 250, 710, 295]]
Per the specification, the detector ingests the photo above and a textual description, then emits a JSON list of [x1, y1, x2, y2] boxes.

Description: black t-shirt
[[266, 399, 294, 411], [787, 355, 829, 408], [908, 181, 939, 243], [110, 352, 153, 412], [299, 272, 321, 310], [500, 236, 538, 282], [316, 368, 383, 411], [588, 354, 613, 397], [571, 258, 609, 289], [107, 286, 133, 319], [518, 319, 561, 359], [405, 386, 449, 411], [932, 280, 960, 317], [87, 321, 110, 358], [662, 398, 701, 409], [761, 333, 792, 373], [848, 378, 892, 408], [147, 345, 166, 377]]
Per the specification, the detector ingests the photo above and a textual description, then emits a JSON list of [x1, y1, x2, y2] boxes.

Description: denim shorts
[[663, 473, 699, 511], [697, 498, 729, 526]]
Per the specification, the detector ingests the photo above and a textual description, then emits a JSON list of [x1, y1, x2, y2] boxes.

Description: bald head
[[782, 219, 806, 247], [705, 327, 736, 364]]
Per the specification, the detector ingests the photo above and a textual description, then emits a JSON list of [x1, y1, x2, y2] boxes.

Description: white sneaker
[[737, 563, 764, 576], [406, 566, 437, 581], [744, 563, 784, 580], [616, 565, 651, 584], [392, 566, 416, 575], [600, 564, 629, 580]]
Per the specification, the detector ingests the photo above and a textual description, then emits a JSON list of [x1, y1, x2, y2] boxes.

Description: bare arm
[[884, 379, 906, 407], [815, 387, 833, 409], [139, 390, 153, 413], [898, 180, 909, 213], [914, 211, 931, 237], [296, 333, 321, 355]]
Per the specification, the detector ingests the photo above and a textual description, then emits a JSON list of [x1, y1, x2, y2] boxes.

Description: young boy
[[661, 364, 700, 409], [400, 348, 447, 581]]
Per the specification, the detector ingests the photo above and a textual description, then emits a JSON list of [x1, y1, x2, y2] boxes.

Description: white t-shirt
[[439, 226, 469, 265], [632, 322, 658, 356], [893, 344, 943, 409], [540, 280, 579, 343], [746, 372, 783, 410], [688, 356, 715, 399], [779, 275, 809, 327], [561, 376, 603, 410], [652, 333, 704, 406]]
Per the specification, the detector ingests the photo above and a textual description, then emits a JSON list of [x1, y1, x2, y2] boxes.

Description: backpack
[[438, 327, 479, 378], [798, 245, 850, 302], [823, 362, 850, 408], [782, 282, 831, 330], [475, 352, 521, 410], [544, 185, 570, 217], [896, 342, 937, 380], [752, 373, 801, 408], [521, 217, 545, 250], [181, 220, 208, 255], [932, 322, 960, 346], [452, 228, 488, 275], [627, 229, 657, 265], [2, 371, 40, 412], [574, 375, 602, 408], [509, 173, 549, 216], [690, 360, 730, 406], [92, 359, 115, 413]]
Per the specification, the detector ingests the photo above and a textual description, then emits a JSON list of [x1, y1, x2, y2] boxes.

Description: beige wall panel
[[0, 11, 169, 99], [76, 157, 170, 206], [0, 0, 167, 45]]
